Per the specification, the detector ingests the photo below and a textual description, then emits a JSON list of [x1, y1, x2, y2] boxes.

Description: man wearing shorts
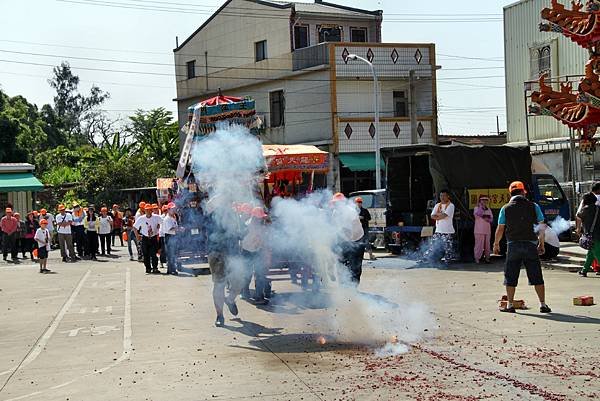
[[493, 181, 551, 314]]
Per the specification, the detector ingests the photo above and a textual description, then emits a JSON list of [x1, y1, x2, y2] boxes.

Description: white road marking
[[105, 306, 112, 313], [60, 328, 86, 337], [21, 270, 91, 367], [0, 270, 91, 379], [91, 307, 100, 314], [1, 267, 132, 401]]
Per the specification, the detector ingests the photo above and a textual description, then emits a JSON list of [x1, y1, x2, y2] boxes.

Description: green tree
[[128, 108, 180, 169], [0, 90, 47, 163], [48, 62, 110, 145]]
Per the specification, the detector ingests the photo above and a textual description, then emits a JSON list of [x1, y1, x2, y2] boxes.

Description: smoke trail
[[548, 216, 570, 236], [190, 124, 434, 353]]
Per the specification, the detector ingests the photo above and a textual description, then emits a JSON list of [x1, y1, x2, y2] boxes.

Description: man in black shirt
[[493, 181, 551, 314], [355, 197, 375, 260]]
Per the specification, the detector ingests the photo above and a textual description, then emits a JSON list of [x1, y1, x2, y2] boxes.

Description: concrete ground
[[0, 246, 599, 401]]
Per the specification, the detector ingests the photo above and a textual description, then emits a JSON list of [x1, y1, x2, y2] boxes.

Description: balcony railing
[[292, 43, 330, 71]]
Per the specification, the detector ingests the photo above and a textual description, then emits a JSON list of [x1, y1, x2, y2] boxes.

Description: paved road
[[0, 247, 599, 401]]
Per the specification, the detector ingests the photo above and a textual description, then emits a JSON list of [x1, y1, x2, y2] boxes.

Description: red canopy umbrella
[[198, 94, 244, 107]]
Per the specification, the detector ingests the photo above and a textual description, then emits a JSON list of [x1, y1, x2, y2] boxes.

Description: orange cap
[[33, 210, 39, 217], [144, 204, 154, 211], [354, 197, 363, 203], [331, 192, 346, 202], [161, 205, 168, 211], [101, 207, 108, 212], [139, 201, 146, 209], [40, 208, 47, 214], [58, 204, 66, 211], [112, 204, 119, 209], [152, 203, 159, 209], [509, 181, 526, 194], [40, 219, 48, 225]]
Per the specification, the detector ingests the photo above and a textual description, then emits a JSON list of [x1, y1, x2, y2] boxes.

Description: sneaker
[[215, 315, 225, 327], [578, 270, 588, 277], [596, 271, 600, 276], [369, 254, 377, 261], [151, 269, 160, 274], [72, 256, 81, 261], [225, 299, 238, 316], [500, 306, 516, 313], [129, 257, 134, 261], [540, 305, 552, 313], [42, 268, 51, 273], [62, 257, 68, 262]]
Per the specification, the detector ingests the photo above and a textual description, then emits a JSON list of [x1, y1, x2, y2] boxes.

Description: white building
[[173, 0, 438, 193], [504, 0, 591, 182]]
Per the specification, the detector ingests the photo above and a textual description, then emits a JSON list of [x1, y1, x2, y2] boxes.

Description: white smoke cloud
[[549, 216, 570, 236], [191, 124, 433, 354]]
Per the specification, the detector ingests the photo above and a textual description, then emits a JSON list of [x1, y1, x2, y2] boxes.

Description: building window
[[530, 44, 552, 79], [318, 26, 342, 43], [393, 91, 408, 117], [269, 90, 285, 127], [350, 27, 367, 43], [294, 25, 309, 50], [255, 40, 267, 62], [538, 45, 551, 76], [186, 60, 195, 79]]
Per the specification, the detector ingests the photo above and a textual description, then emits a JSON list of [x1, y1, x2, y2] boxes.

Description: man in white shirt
[[421, 189, 456, 265], [540, 223, 560, 260], [162, 202, 179, 275], [133, 204, 162, 274], [55, 204, 78, 262]]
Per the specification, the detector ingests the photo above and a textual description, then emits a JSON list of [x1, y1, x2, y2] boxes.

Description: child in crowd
[[35, 219, 52, 273]]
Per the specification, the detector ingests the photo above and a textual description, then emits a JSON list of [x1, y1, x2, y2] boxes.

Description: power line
[[86, 0, 503, 17], [56, 0, 503, 22], [0, 39, 504, 67], [0, 48, 504, 71], [0, 58, 504, 82]]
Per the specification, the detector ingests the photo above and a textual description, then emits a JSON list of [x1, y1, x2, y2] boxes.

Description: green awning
[[0, 173, 44, 192], [339, 153, 385, 172]]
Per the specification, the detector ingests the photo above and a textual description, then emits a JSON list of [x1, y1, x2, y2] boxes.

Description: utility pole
[[409, 70, 417, 144], [347, 54, 382, 189], [496, 115, 500, 135]]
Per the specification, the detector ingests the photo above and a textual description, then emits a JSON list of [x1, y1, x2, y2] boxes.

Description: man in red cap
[[161, 202, 179, 275], [493, 181, 551, 314], [1, 207, 19, 262], [133, 203, 162, 274], [56, 204, 78, 262]]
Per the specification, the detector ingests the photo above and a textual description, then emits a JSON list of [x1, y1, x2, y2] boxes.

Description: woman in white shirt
[[98, 207, 113, 256]]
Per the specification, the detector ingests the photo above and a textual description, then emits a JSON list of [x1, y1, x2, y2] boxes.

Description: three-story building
[[173, 0, 438, 192]]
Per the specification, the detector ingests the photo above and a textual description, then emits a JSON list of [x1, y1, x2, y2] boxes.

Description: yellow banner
[[468, 188, 510, 209]]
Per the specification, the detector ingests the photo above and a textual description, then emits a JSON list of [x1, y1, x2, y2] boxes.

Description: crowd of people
[[0, 201, 181, 275]]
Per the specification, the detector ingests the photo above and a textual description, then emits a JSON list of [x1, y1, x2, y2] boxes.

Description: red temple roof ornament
[[539, 0, 600, 49]]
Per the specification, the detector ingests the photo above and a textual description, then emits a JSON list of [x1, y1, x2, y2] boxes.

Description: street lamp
[[346, 54, 381, 190]]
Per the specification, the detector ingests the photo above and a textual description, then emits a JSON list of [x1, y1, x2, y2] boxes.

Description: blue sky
[[0, 0, 511, 135]]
